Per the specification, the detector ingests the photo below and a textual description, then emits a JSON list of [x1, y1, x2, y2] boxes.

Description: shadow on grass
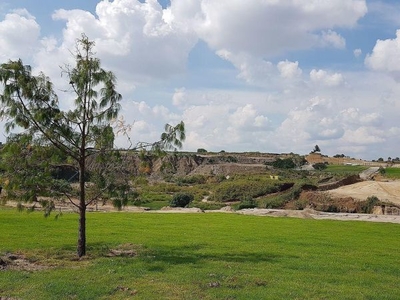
[[141, 243, 295, 266], [30, 242, 297, 268]]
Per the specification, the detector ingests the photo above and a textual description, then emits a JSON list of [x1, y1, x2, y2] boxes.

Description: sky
[[1, 0, 400, 160]]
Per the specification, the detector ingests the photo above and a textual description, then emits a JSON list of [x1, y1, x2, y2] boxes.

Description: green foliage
[[137, 191, 172, 204], [132, 176, 149, 185], [311, 144, 321, 153], [220, 155, 238, 163], [174, 175, 207, 185], [142, 200, 169, 210], [211, 179, 292, 202], [360, 196, 380, 214], [92, 125, 114, 149], [236, 196, 257, 210], [312, 162, 328, 170], [0, 134, 70, 204], [170, 192, 194, 207], [324, 164, 368, 175], [259, 183, 303, 209], [261, 196, 288, 209], [269, 158, 296, 169], [197, 148, 207, 153], [154, 122, 186, 152]]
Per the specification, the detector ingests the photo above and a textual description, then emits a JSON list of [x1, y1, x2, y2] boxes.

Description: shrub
[[236, 196, 257, 210], [197, 148, 208, 153], [170, 193, 194, 207], [261, 196, 287, 209], [269, 158, 296, 169], [361, 196, 379, 214], [210, 180, 287, 202], [220, 156, 238, 163], [379, 167, 386, 175], [313, 162, 327, 170]]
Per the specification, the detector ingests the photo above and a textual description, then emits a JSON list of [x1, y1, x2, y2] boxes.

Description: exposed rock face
[[55, 152, 287, 180], [114, 152, 279, 177], [154, 154, 204, 176]]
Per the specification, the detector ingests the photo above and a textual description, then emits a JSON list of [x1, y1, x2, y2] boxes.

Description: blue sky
[[1, 0, 400, 160]]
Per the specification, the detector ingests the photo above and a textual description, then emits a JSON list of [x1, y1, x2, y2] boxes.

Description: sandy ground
[[236, 208, 400, 224], [113, 206, 400, 224], [327, 180, 400, 205]]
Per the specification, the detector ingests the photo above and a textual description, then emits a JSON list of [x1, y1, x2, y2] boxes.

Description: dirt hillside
[[327, 181, 400, 205]]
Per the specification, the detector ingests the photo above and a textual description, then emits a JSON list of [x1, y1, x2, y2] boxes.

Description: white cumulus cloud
[[277, 60, 303, 79], [365, 29, 400, 79], [0, 9, 40, 61], [310, 69, 344, 86]]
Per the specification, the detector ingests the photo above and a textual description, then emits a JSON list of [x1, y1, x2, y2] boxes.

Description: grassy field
[[324, 164, 369, 174], [1, 209, 399, 299], [384, 167, 400, 179]]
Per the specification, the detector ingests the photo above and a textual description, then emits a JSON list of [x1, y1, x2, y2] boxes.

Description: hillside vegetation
[[2, 150, 397, 214]]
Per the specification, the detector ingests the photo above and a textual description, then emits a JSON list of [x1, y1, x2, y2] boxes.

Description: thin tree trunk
[[77, 160, 86, 257], [77, 205, 86, 257]]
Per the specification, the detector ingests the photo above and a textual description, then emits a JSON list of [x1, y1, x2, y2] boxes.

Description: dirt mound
[[327, 181, 400, 205], [159, 206, 204, 213], [292, 191, 361, 213]]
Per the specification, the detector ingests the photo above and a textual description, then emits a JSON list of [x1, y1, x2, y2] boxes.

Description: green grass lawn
[[1, 209, 399, 299]]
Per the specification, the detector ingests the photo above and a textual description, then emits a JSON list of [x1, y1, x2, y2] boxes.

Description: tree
[[0, 133, 70, 215], [0, 34, 185, 257], [92, 124, 114, 150], [197, 148, 207, 153], [311, 145, 321, 153]]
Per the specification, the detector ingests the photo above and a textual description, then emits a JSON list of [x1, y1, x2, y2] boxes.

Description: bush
[[175, 175, 207, 185], [210, 180, 288, 202], [313, 162, 327, 170], [261, 196, 287, 209], [170, 193, 194, 207], [361, 196, 379, 214], [236, 196, 257, 210], [269, 158, 296, 169], [379, 167, 386, 175]]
